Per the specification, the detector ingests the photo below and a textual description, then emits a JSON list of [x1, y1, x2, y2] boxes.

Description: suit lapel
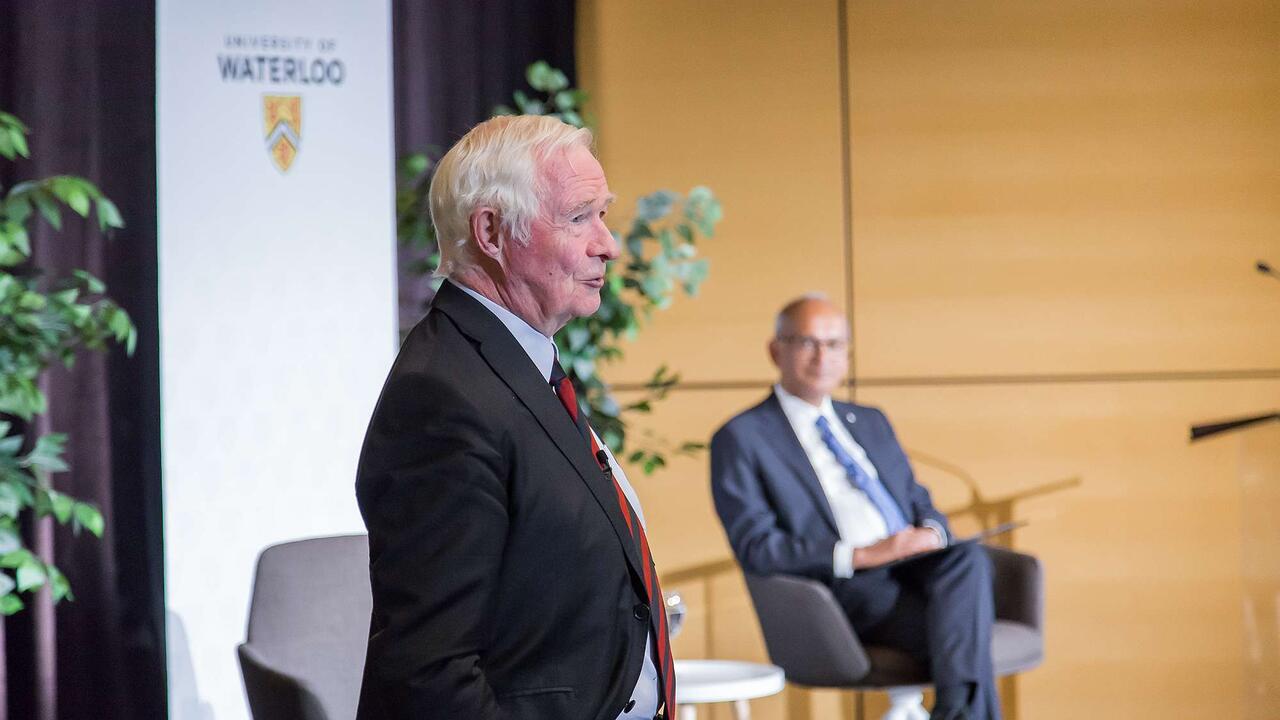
[[839, 403, 910, 519], [759, 394, 841, 537], [432, 282, 645, 581]]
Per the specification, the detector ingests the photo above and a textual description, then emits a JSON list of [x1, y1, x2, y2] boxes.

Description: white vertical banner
[[156, 2, 395, 718]]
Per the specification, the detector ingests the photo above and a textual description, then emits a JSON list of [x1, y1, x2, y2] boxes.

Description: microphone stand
[[1190, 413, 1280, 442], [1190, 263, 1280, 441], [905, 448, 1081, 539]]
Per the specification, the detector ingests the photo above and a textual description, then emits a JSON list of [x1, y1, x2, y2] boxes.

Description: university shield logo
[[263, 95, 302, 172]]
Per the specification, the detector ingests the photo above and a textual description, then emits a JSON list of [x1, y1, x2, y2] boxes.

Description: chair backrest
[[242, 534, 371, 720], [743, 573, 872, 687]]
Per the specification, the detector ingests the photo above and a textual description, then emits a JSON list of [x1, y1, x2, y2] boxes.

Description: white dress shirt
[[457, 283, 660, 720], [773, 385, 945, 578]]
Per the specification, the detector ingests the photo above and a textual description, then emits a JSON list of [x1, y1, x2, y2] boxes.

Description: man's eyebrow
[[566, 194, 616, 215]]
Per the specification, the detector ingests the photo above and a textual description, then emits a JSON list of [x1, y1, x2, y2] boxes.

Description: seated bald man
[[710, 295, 999, 720]]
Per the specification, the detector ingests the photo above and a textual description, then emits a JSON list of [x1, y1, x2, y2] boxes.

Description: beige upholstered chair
[[237, 534, 371, 720]]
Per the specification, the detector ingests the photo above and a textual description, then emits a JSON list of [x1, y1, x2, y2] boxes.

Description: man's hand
[[852, 527, 943, 569]]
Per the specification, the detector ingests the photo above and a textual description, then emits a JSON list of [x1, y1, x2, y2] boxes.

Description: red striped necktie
[[550, 360, 676, 717]]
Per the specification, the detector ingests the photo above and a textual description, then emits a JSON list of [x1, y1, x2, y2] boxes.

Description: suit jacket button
[[633, 603, 650, 622]]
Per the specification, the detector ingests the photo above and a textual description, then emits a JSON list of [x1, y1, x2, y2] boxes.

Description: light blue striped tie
[[815, 415, 908, 534]]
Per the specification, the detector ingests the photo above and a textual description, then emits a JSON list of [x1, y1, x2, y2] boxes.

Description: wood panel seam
[[837, 0, 856, 402], [609, 369, 1280, 393]]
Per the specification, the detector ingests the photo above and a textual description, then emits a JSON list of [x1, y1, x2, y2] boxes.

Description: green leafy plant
[[0, 110, 135, 615], [398, 62, 724, 473]]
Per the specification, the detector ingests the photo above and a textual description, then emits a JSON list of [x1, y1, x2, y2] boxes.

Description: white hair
[[429, 115, 594, 278]]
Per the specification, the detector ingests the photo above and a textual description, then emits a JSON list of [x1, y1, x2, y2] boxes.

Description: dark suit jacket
[[355, 281, 651, 720], [710, 393, 949, 583]]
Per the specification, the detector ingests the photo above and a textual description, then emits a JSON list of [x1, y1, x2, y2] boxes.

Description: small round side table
[[674, 659, 785, 720]]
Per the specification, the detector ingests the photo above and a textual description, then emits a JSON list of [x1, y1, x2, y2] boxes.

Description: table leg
[[678, 704, 698, 720], [732, 699, 751, 720]]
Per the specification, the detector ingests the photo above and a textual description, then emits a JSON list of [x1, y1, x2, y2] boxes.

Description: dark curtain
[[0, 2, 166, 720], [393, 0, 576, 330]]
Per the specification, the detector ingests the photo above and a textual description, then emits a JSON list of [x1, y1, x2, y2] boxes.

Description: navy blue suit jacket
[[710, 393, 949, 582]]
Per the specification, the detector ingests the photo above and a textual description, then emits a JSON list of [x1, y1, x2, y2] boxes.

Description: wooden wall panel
[[619, 387, 762, 574], [579, 0, 847, 387], [856, 379, 1280, 719], [581, 1, 1280, 718], [847, 0, 1280, 379], [621, 378, 1280, 719], [1240, 425, 1280, 719]]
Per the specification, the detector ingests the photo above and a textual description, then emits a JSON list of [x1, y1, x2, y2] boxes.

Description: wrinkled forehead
[[535, 144, 614, 211]]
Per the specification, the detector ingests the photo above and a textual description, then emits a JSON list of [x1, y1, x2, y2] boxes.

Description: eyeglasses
[[777, 335, 848, 353]]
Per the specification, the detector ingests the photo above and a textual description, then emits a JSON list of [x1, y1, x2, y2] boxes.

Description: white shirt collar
[[454, 282, 559, 382], [773, 383, 836, 427]]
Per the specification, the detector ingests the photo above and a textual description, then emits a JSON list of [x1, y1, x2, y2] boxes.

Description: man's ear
[[767, 339, 781, 368], [470, 207, 503, 263]]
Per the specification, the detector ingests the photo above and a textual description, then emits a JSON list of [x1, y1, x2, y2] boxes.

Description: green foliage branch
[[397, 62, 724, 473], [0, 111, 135, 615]]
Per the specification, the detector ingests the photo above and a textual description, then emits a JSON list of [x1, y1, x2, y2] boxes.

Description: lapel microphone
[[596, 449, 612, 475]]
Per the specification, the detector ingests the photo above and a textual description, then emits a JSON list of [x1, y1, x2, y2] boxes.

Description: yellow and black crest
[[263, 95, 302, 172]]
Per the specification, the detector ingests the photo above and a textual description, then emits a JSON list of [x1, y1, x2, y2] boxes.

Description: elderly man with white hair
[[355, 115, 674, 720]]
